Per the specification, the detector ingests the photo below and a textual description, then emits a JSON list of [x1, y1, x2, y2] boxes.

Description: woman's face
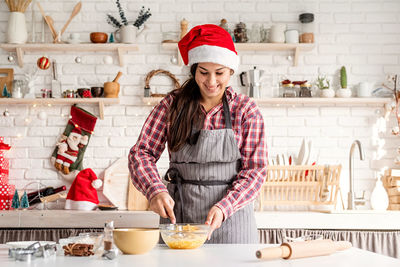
[[195, 62, 232, 102]]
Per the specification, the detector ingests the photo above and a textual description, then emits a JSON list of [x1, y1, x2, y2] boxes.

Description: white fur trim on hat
[[188, 45, 239, 72], [91, 179, 103, 189], [65, 199, 97, 210]]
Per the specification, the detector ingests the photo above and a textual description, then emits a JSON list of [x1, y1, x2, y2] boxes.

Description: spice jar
[[299, 13, 314, 43], [299, 82, 312, 97], [233, 22, 248, 43], [282, 83, 296, 97]]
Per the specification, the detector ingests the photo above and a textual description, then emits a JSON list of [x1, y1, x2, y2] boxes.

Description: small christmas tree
[[20, 191, 29, 209], [11, 189, 20, 209], [109, 33, 114, 43], [2, 85, 10, 98]]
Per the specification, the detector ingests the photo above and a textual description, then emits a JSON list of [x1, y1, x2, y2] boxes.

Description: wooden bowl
[[90, 32, 108, 43], [113, 228, 159, 254]]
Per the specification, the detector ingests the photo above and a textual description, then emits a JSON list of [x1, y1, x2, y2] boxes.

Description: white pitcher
[[7, 12, 28, 44], [114, 25, 145, 44]]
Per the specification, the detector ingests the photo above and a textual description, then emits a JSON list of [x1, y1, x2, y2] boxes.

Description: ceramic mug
[[357, 82, 372, 97], [285, 29, 299, 44]]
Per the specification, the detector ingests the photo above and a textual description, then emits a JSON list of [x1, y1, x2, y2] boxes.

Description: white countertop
[[1, 244, 399, 267], [2, 210, 400, 230]]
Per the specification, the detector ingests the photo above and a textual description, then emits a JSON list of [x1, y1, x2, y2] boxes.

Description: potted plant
[[316, 76, 334, 98], [336, 66, 352, 98]]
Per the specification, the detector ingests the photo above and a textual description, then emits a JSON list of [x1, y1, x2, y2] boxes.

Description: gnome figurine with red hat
[[55, 127, 88, 174], [65, 168, 102, 210]]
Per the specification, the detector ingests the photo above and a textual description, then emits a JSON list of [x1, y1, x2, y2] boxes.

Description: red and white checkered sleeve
[[128, 96, 172, 201], [215, 100, 268, 220]]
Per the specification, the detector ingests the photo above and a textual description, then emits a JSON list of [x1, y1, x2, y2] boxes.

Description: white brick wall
[[0, 0, 399, 208]]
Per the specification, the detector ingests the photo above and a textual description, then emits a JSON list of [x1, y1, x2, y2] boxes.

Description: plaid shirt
[[128, 87, 268, 220]]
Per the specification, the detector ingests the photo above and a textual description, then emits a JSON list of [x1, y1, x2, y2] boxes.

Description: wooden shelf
[[0, 43, 139, 67], [161, 42, 315, 66], [142, 97, 392, 107], [0, 97, 119, 119]]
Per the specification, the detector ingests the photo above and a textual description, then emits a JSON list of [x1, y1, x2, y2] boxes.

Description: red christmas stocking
[[51, 106, 97, 178]]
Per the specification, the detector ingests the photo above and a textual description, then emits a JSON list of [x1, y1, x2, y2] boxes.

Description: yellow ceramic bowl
[[160, 224, 210, 249], [113, 228, 159, 254]]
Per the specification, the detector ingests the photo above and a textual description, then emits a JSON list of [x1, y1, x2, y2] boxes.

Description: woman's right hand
[[149, 192, 176, 224]]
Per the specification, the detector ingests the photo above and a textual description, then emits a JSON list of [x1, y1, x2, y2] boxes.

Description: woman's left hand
[[205, 206, 224, 240]]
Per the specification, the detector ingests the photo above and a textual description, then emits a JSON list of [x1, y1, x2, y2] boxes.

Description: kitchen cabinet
[[0, 98, 119, 119], [1, 244, 399, 266], [162, 42, 315, 66], [0, 43, 139, 67]]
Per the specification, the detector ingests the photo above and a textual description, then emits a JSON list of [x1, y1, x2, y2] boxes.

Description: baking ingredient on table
[[63, 243, 94, 256], [256, 239, 352, 260], [160, 224, 209, 249], [102, 221, 118, 260]]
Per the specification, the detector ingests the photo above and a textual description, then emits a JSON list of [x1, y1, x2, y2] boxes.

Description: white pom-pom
[[92, 179, 103, 189]]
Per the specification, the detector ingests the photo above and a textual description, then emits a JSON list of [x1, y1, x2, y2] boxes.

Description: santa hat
[[178, 24, 239, 72], [65, 168, 103, 210]]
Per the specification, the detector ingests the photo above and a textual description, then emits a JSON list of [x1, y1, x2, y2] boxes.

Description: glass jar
[[12, 80, 24, 98], [299, 83, 312, 97], [299, 13, 314, 43], [282, 83, 296, 97]]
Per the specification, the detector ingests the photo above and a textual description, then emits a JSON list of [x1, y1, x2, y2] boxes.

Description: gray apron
[[161, 92, 258, 244]]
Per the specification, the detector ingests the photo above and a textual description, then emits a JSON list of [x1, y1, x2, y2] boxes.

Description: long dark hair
[[168, 64, 203, 152]]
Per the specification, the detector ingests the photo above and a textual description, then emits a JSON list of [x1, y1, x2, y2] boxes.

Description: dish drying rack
[[257, 165, 342, 211]]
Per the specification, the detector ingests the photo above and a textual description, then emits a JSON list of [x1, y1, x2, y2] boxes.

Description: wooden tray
[[102, 157, 148, 211]]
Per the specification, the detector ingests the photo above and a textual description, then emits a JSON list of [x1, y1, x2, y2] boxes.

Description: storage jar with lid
[[282, 83, 296, 97], [299, 13, 314, 43]]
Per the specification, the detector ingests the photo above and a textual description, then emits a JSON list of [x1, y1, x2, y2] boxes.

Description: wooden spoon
[[59, 1, 82, 37], [36, 2, 57, 40], [45, 16, 58, 42]]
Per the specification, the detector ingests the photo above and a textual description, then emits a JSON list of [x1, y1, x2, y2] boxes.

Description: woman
[[129, 24, 267, 243]]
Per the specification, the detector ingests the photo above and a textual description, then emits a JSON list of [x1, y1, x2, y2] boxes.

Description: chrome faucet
[[348, 140, 366, 210]]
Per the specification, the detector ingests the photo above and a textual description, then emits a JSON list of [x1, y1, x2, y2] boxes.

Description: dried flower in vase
[[5, 0, 33, 13], [106, 1, 152, 29]]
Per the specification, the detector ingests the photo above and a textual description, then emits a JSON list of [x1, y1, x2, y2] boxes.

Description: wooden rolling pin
[[256, 239, 352, 260]]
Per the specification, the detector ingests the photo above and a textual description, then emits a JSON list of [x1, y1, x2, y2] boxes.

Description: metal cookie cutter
[[8, 242, 56, 261]]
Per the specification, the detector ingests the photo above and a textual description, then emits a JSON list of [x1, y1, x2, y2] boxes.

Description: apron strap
[[222, 91, 232, 129], [165, 167, 232, 223]]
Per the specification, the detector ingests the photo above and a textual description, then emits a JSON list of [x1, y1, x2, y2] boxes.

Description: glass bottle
[[102, 220, 117, 260], [299, 82, 312, 97], [299, 13, 315, 43]]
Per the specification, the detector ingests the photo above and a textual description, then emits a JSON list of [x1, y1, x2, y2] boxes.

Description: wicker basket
[[257, 165, 342, 211]]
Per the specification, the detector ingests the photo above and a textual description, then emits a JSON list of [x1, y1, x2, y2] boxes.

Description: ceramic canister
[[285, 29, 299, 43]]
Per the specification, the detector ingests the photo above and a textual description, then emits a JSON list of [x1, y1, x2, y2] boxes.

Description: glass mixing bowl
[[160, 224, 210, 249]]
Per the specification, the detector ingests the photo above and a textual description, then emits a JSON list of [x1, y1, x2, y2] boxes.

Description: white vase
[[7, 12, 28, 44], [370, 180, 389, 211], [336, 88, 352, 98], [320, 89, 335, 98]]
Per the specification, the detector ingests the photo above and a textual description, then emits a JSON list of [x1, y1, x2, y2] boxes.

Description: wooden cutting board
[[103, 157, 148, 211], [0, 68, 13, 97]]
